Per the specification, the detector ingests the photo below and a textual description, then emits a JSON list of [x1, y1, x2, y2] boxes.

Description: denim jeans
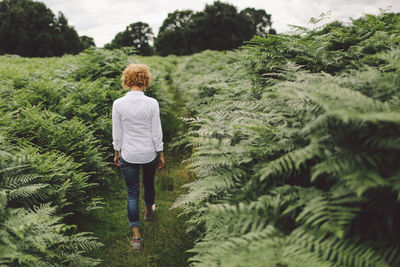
[[120, 156, 158, 228]]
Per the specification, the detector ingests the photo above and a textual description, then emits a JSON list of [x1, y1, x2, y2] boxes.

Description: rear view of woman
[[112, 63, 165, 250]]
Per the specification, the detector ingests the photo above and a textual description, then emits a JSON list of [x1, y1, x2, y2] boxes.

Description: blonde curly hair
[[121, 64, 151, 89]]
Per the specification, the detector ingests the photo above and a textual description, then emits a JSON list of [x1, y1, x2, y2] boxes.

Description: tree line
[[0, 0, 95, 57], [0, 0, 275, 57], [106, 1, 276, 56]]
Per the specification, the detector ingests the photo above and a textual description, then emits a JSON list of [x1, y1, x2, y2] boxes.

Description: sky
[[40, 0, 400, 47]]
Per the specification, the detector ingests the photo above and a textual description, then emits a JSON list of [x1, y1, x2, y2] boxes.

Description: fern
[[0, 204, 102, 266], [173, 11, 400, 267], [285, 228, 400, 267], [0, 147, 103, 265]]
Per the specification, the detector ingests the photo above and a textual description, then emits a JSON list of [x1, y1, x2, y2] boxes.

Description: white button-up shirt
[[112, 91, 163, 164]]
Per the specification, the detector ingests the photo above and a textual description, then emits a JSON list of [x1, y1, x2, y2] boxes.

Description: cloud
[[40, 0, 400, 47]]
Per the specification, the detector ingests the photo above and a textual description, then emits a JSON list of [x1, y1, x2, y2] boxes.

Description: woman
[[112, 63, 165, 250]]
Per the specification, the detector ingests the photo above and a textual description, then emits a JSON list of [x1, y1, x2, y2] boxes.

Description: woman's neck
[[129, 86, 145, 92]]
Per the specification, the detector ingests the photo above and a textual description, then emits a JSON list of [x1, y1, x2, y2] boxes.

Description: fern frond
[[258, 143, 322, 182], [7, 184, 48, 200], [286, 228, 400, 267], [189, 225, 285, 267], [296, 186, 360, 238]]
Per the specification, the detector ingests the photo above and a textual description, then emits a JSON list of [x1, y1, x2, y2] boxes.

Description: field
[[1, 11, 400, 266]]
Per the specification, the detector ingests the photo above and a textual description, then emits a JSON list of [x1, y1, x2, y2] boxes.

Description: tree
[[80, 35, 96, 50], [155, 1, 275, 56], [105, 22, 154, 56], [190, 1, 253, 51], [53, 12, 82, 55], [155, 10, 194, 56], [0, 0, 82, 57], [240, 8, 274, 37], [159, 10, 194, 33]]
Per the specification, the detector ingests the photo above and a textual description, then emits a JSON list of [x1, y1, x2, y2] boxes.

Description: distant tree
[[53, 12, 82, 55], [105, 22, 154, 56], [240, 8, 274, 37], [0, 0, 82, 57], [189, 1, 253, 52], [159, 10, 194, 33], [155, 1, 275, 56], [80, 35, 96, 50], [155, 10, 194, 56]]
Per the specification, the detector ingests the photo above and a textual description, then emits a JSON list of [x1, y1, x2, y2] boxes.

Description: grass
[[79, 152, 197, 266], [79, 54, 195, 266]]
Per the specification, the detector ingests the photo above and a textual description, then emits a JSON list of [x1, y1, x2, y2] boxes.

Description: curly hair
[[121, 64, 151, 89]]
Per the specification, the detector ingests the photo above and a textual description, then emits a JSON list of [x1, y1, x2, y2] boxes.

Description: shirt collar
[[127, 91, 144, 96]]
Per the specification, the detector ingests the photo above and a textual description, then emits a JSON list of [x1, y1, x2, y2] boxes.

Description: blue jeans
[[120, 156, 158, 228]]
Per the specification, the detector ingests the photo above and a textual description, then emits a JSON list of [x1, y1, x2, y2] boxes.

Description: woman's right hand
[[114, 156, 120, 167]]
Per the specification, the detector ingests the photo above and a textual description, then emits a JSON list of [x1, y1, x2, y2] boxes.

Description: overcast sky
[[40, 0, 400, 47]]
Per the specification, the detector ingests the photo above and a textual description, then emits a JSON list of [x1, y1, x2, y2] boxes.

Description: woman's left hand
[[114, 150, 121, 167], [158, 152, 165, 170]]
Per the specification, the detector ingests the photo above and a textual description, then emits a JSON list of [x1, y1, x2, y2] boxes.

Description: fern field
[[173, 11, 400, 267], [1, 10, 400, 266], [0, 50, 180, 265]]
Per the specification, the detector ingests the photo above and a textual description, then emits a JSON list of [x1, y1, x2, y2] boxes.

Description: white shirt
[[112, 91, 163, 164]]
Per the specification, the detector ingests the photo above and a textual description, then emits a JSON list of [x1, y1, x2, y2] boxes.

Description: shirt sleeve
[[112, 100, 123, 151], [151, 100, 164, 152]]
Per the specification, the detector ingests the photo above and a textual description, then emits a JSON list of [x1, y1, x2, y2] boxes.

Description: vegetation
[[155, 1, 275, 56], [1, 8, 399, 267], [0, 0, 90, 57], [105, 22, 154, 56], [80, 153, 196, 266], [1, 0, 274, 57], [105, 1, 276, 56], [0, 48, 182, 264], [80, 36, 96, 50], [173, 11, 400, 266]]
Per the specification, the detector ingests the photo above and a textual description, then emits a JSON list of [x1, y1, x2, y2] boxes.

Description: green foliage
[[2, 7, 399, 266], [0, 149, 103, 266], [80, 36, 96, 50], [0, 46, 183, 264], [155, 1, 275, 56], [155, 10, 195, 56], [105, 22, 154, 56], [245, 11, 400, 77], [0, 0, 84, 57], [173, 11, 400, 266], [1, 106, 106, 174], [240, 7, 273, 37]]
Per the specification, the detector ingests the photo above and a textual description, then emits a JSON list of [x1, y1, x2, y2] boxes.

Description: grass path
[[80, 153, 196, 266], [79, 57, 195, 266]]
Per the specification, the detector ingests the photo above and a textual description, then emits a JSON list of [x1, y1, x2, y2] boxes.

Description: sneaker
[[131, 238, 141, 250], [144, 204, 155, 222]]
